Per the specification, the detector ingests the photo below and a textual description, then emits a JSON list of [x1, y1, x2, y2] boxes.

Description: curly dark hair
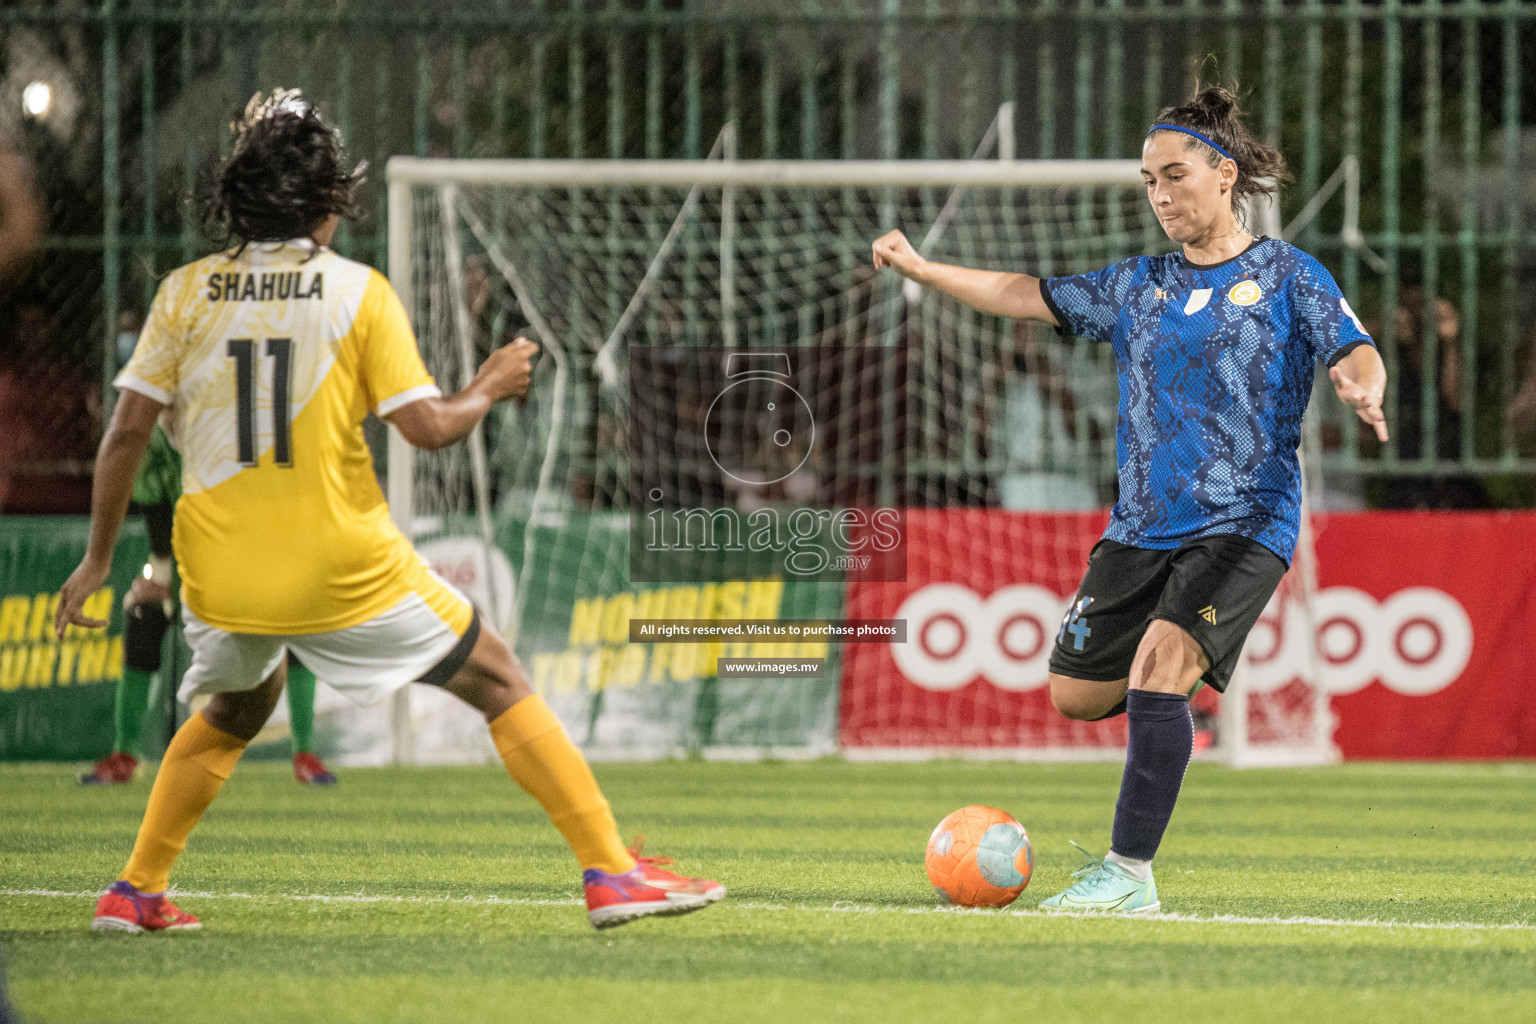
[[1150, 84, 1290, 225], [198, 92, 364, 249]]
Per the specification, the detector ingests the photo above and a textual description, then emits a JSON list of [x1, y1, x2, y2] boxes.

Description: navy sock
[[1109, 690, 1193, 863]]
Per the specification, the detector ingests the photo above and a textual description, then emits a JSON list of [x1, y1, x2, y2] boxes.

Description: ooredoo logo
[[891, 584, 1064, 691], [1245, 587, 1473, 696], [892, 583, 1472, 697]]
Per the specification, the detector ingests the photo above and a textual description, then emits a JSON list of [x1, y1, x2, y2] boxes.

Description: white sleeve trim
[[1340, 297, 1370, 336], [114, 374, 173, 406], [377, 383, 442, 418]]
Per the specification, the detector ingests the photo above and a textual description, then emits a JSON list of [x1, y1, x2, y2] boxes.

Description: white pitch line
[[3, 888, 1531, 934], [1, 888, 582, 909]]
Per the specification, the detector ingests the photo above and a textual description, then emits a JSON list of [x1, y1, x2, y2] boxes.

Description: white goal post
[[378, 153, 1336, 768]]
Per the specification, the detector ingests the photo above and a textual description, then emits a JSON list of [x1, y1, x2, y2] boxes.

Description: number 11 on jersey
[[227, 337, 294, 467]]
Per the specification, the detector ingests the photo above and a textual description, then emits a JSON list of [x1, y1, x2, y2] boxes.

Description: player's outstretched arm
[[1329, 345, 1389, 443], [387, 338, 538, 452], [871, 229, 1059, 326], [55, 389, 164, 638]]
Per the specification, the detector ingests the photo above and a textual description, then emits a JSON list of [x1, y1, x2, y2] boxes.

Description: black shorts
[[1048, 534, 1288, 693]]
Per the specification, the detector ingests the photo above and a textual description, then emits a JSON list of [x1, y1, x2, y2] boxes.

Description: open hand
[[1330, 364, 1389, 443], [55, 556, 112, 639]]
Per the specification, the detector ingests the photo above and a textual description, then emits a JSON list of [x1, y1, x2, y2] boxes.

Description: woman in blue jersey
[[873, 85, 1388, 913]]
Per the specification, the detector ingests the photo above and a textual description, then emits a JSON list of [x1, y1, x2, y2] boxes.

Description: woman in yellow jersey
[[56, 89, 722, 931]]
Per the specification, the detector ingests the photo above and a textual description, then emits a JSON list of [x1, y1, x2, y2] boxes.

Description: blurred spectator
[[0, 145, 42, 285], [0, 288, 100, 512], [0, 142, 100, 512], [116, 309, 143, 369], [998, 322, 1113, 511], [1370, 284, 1490, 510], [1504, 329, 1536, 447]]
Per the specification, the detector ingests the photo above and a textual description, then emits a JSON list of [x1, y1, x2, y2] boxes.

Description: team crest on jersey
[[1183, 288, 1213, 315], [1227, 280, 1263, 306]]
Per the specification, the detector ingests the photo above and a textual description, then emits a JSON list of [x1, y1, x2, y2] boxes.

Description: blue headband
[[1148, 124, 1234, 162]]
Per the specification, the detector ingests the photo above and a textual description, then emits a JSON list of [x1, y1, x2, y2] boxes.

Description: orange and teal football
[[924, 805, 1034, 907]]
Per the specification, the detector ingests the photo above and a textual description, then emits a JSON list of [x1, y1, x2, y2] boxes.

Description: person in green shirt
[[79, 424, 337, 786]]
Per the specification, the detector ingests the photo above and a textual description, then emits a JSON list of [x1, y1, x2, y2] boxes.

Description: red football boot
[[293, 752, 338, 786], [583, 838, 725, 929], [628, 836, 725, 899], [92, 881, 201, 934], [79, 752, 137, 786]]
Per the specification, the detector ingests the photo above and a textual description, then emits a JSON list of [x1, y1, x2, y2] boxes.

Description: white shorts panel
[[179, 589, 472, 706], [177, 614, 287, 700]]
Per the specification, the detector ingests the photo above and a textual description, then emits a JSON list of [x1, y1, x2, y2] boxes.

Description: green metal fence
[[1, 0, 1533, 491]]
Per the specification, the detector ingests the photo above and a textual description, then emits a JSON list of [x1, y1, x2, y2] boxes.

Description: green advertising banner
[[0, 510, 847, 764], [413, 511, 847, 759], [0, 517, 149, 761]]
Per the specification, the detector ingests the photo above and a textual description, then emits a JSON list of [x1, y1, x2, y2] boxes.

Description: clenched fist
[[871, 229, 928, 284], [476, 337, 539, 402]]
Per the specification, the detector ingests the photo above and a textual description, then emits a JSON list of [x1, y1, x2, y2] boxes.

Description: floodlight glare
[[22, 81, 52, 119]]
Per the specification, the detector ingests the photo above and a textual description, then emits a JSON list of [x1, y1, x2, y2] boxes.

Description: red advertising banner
[[1311, 511, 1536, 759], [840, 509, 1536, 759], [842, 510, 1113, 752]]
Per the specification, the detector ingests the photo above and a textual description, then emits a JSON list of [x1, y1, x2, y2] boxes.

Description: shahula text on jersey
[[206, 271, 324, 302]]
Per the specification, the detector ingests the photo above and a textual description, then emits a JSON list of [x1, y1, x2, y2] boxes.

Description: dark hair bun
[[1188, 86, 1237, 123]]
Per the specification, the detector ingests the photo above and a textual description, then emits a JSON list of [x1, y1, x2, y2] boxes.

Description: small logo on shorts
[[1227, 281, 1262, 306], [1198, 604, 1218, 625], [1058, 596, 1094, 651]]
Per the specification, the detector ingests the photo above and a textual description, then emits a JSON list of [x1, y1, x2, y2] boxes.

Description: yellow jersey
[[116, 240, 443, 635]]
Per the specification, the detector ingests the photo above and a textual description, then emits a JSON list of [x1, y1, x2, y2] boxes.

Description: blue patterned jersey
[[1040, 236, 1373, 563]]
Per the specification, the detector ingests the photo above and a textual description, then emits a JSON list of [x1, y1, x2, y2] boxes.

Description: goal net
[[378, 154, 1336, 766]]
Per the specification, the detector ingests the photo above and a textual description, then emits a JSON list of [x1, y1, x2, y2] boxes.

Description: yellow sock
[[489, 695, 636, 874], [119, 712, 247, 893]]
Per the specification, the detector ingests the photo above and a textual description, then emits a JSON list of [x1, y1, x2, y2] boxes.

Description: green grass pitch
[[2, 759, 1533, 1023]]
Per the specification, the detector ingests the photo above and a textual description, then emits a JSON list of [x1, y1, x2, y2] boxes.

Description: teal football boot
[[1038, 843, 1160, 915]]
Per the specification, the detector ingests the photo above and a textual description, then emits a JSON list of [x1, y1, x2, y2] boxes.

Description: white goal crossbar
[[387, 158, 1145, 189]]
